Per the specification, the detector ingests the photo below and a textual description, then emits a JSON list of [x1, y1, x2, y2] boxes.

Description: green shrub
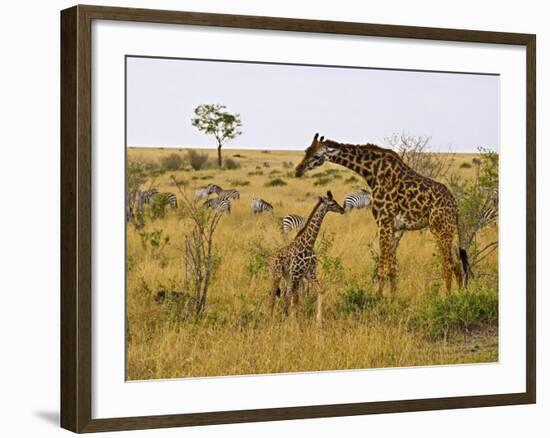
[[229, 179, 250, 187], [313, 177, 331, 186], [245, 239, 271, 276], [269, 169, 282, 175], [282, 161, 294, 169], [264, 178, 287, 187], [187, 150, 209, 170], [338, 287, 382, 316], [344, 176, 359, 184], [160, 153, 184, 171], [414, 288, 498, 340], [223, 158, 240, 169], [459, 162, 472, 169], [247, 170, 264, 176]]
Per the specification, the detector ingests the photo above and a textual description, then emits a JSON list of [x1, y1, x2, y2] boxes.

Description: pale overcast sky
[[126, 57, 499, 153]]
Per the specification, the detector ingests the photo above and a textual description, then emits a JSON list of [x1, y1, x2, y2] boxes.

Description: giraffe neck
[[325, 141, 397, 188], [295, 202, 327, 248]]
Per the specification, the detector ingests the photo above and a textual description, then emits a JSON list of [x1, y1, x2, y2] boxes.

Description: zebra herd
[[127, 180, 374, 233], [128, 181, 498, 247]]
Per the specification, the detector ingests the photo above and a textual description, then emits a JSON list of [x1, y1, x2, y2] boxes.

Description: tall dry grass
[[126, 147, 498, 380]]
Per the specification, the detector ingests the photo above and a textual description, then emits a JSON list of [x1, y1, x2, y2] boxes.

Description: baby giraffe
[[268, 191, 345, 325]]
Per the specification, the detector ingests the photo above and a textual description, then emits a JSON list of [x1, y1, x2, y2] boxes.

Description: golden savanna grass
[[126, 147, 498, 380]]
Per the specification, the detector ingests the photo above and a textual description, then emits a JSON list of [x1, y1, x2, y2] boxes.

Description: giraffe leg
[[307, 272, 324, 327], [286, 279, 300, 319], [377, 224, 397, 297], [435, 236, 454, 294], [430, 210, 461, 293]]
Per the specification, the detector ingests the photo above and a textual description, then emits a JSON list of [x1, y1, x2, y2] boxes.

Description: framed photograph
[[60, 5, 536, 433]]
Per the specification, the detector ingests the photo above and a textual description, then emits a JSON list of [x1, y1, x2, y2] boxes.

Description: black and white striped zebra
[[281, 214, 306, 234], [150, 192, 178, 209], [194, 186, 211, 200], [479, 187, 498, 227], [343, 189, 371, 212], [194, 184, 223, 200], [140, 188, 159, 205], [251, 197, 273, 214], [210, 185, 240, 200], [203, 197, 231, 213]]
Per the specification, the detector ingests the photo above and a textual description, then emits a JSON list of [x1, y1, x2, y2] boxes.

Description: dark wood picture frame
[[61, 4, 536, 433]]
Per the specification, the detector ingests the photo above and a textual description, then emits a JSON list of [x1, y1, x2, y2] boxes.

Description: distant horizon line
[[126, 145, 495, 154]]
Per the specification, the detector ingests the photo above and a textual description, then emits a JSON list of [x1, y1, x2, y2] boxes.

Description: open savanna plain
[[126, 147, 498, 380]]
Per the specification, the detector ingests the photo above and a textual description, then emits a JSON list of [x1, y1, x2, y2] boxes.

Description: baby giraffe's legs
[[286, 278, 300, 319], [307, 271, 323, 327]]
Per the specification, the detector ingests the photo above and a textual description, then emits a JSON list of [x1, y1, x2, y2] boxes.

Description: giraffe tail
[[456, 213, 473, 285], [459, 248, 471, 285]]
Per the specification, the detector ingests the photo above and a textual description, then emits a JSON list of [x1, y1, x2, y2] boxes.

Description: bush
[[264, 178, 287, 187], [413, 288, 498, 340], [223, 158, 240, 170], [460, 162, 472, 169], [187, 150, 209, 170], [229, 179, 250, 187], [160, 153, 184, 171], [313, 177, 331, 186], [247, 170, 264, 176], [344, 176, 359, 184], [338, 287, 382, 316], [245, 239, 271, 276], [282, 161, 294, 169]]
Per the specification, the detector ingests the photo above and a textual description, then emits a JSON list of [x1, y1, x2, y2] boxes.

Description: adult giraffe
[[295, 134, 469, 296]]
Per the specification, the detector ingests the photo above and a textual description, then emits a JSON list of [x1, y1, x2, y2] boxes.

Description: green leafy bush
[[247, 170, 264, 176], [187, 150, 209, 170], [160, 153, 184, 171], [229, 179, 250, 186], [245, 239, 271, 276], [338, 287, 382, 316], [413, 288, 498, 340], [264, 178, 287, 187], [313, 177, 331, 186], [223, 158, 240, 169]]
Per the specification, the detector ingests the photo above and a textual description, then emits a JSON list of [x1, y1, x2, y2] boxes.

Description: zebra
[[251, 197, 273, 214], [150, 192, 178, 209], [203, 197, 231, 213], [209, 185, 240, 200], [479, 187, 498, 227], [343, 189, 371, 212], [139, 188, 159, 205], [281, 214, 306, 234], [194, 186, 211, 200]]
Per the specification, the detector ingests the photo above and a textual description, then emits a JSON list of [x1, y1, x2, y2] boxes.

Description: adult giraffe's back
[[295, 133, 469, 296]]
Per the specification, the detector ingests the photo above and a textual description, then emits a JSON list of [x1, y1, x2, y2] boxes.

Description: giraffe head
[[295, 133, 339, 177], [320, 190, 345, 215]]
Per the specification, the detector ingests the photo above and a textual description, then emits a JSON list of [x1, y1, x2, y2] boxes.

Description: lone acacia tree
[[191, 104, 242, 167]]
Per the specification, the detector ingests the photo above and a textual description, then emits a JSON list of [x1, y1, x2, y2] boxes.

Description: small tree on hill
[[191, 104, 242, 168]]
